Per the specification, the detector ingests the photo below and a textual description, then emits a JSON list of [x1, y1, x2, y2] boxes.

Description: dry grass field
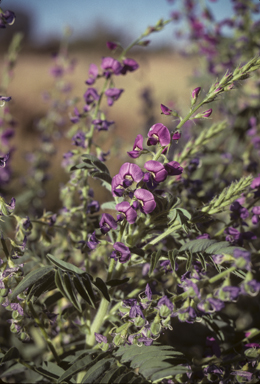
[[4, 50, 199, 208]]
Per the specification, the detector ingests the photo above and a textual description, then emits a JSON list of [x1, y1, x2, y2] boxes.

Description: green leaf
[[80, 358, 114, 383], [57, 351, 108, 383], [150, 365, 191, 381], [204, 241, 230, 254], [106, 278, 129, 287], [73, 275, 96, 308], [99, 365, 126, 383], [92, 159, 110, 175], [47, 253, 86, 275], [27, 270, 55, 301], [149, 250, 161, 276], [10, 266, 54, 300], [81, 154, 100, 162], [0, 347, 19, 363], [81, 275, 96, 308], [93, 277, 110, 302], [0, 362, 26, 379], [179, 239, 217, 253], [62, 271, 82, 312], [91, 171, 112, 184], [101, 201, 117, 210], [168, 249, 178, 272], [70, 163, 93, 171]]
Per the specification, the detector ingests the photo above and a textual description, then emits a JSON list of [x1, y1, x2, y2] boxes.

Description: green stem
[[87, 257, 116, 347], [208, 266, 236, 285], [28, 302, 60, 363], [143, 223, 181, 249]]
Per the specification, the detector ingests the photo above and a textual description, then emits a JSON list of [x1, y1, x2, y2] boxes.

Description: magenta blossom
[[121, 58, 139, 74], [110, 242, 131, 263], [172, 131, 181, 141], [202, 109, 212, 118], [160, 104, 172, 115], [85, 63, 98, 85], [251, 174, 260, 189], [106, 41, 118, 50], [144, 160, 168, 183], [164, 161, 183, 176], [118, 162, 144, 187], [147, 123, 171, 147], [116, 201, 137, 224], [111, 174, 124, 197], [134, 188, 156, 214], [101, 57, 122, 75], [99, 213, 117, 234], [252, 206, 260, 224], [192, 87, 201, 99], [127, 134, 144, 159], [84, 87, 100, 105], [105, 88, 124, 106], [92, 119, 114, 131]]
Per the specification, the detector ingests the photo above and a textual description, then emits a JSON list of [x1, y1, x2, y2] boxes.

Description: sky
[[0, 0, 249, 48]]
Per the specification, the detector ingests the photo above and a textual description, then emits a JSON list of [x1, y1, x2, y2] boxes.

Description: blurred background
[[0, 0, 247, 209]]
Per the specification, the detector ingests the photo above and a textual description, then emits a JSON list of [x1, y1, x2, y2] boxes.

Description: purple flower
[[252, 206, 260, 224], [1, 128, 14, 146], [110, 242, 131, 263], [105, 88, 124, 106], [157, 296, 174, 311], [197, 297, 225, 313], [106, 41, 118, 50], [72, 131, 85, 148], [177, 306, 197, 323], [85, 64, 98, 85], [116, 201, 137, 224], [84, 87, 100, 105], [127, 134, 144, 159], [134, 188, 156, 214], [251, 174, 260, 189], [144, 160, 168, 183], [70, 107, 82, 124], [233, 248, 251, 270], [86, 232, 100, 251], [136, 336, 153, 346], [95, 333, 107, 344], [87, 200, 100, 214], [118, 162, 144, 187], [160, 104, 172, 115], [172, 131, 181, 140], [0, 96, 12, 102], [218, 286, 240, 301], [121, 58, 139, 74], [50, 65, 64, 78], [99, 213, 117, 234], [145, 284, 152, 300], [164, 161, 183, 176], [101, 57, 122, 75], [111, 174, 124, 197], [147, 123, 171, 147], [241, 279, 260, 296], [92, 119, 114, 131], [230, 201, 249, 220], [0, 153, 9, 168], [129, 303, 144, 318], [0, 11, 15, 27]]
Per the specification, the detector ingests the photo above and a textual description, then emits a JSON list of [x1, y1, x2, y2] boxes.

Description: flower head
[[101, 57, 122, 75], [144, 160, 168, 183], [127, 134, 144, 159], [99, 213, 117, 234], [85, 64, 98, 85], [110, 242, 131, 263], [116, 201, 137, 224], [105, 88, 124, 106], [121, 58, 139, 74], [118, 162, 143, 187], [84, 87, 99, 105], [164, 161, 183, 176], [134, 188, 156, 214], [147, 123, 171, 147], [92, 119, 114, 131]]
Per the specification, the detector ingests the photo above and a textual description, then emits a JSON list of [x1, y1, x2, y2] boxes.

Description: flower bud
[[194, 109, 213, 119], [191, 87, 201, 106]]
